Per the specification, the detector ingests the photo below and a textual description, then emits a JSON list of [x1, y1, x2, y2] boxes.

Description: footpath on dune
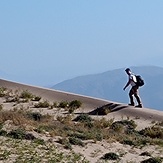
[[0, 79, 163, 122]]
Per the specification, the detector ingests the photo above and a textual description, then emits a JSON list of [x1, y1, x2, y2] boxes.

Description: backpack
[[135, 75, 144, 87]]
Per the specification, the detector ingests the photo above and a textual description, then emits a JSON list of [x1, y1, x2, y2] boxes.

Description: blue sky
[[0, 0, 163, 86]]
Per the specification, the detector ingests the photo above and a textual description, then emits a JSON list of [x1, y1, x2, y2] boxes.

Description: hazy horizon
[[1, 65, 163, 87], [1, 1, 163, 86]]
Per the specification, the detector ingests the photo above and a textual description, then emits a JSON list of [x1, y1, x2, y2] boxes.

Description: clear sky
[[0, 0, 163, 86]]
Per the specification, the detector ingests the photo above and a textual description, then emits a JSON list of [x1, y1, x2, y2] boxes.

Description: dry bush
[[73, 114, 93, 123], [57, 115, 73, 125], [58, 101, 69, 108], [0, 87, 7, 97], [93, 118, 114, 129], [20, 90, 34, 99], [0, 104, 3, 111], [34, 100, 50, 108], [139, 126, 163, 139], [101, 152, 120, 161], [69, 136, 85, 147], [0, 110, 31, 126], [57, 138, 72, 149], [141, 157, 163, 163]]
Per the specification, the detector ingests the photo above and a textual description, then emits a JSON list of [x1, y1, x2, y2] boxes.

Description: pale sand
[[0, 78, 162, 121], [0, 78, 163, 163]]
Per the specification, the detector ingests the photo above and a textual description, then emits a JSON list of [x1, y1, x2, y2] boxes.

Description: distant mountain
[[52, 66, 163, 111]]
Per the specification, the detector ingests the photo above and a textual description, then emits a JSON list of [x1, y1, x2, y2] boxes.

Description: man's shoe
[[128, 103, 134, 106], [135, 104, 142, 108]]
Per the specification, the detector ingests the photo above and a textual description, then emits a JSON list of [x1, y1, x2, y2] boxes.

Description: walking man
[[123, 68, 142, 108]]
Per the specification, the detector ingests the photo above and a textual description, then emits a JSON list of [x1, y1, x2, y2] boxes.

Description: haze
[[0, 1, 163, 86]]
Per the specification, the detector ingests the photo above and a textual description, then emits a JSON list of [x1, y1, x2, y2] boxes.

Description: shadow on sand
[[88, 103, 127, 115]]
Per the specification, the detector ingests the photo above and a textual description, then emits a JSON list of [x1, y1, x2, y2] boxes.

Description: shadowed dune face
[[0, 79, 163, 122]]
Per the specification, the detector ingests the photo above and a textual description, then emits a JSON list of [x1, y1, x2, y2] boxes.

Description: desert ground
[[0, 78, 162, 163]]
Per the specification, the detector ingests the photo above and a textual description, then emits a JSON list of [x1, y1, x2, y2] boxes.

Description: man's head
[[125, 68, 131, 75]]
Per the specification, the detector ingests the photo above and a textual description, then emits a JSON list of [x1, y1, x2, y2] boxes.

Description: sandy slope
[[0, 79, 163, 163], [0, 79, 162, 122]]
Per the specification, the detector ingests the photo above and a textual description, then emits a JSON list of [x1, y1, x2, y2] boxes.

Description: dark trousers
[[129, 85, 142, 105]]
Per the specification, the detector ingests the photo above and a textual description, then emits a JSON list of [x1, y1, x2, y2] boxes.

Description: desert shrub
[[53, 102, 58, 108], [0, 123, 3, 130], [0, 149, 11, 161], [95, 132, 103, 141], [69, 132, 85, 140], [73, 114, 93, 123], [19, 98, 29, 103], [134, 137, 150, 147], [110, 120, 137, 133], [58, 138, 72, 150], [101, 152, 120, 160], [120, 120, 137, 129], [68, 137, 85, 147], [59, 101, 68, 108], [94, 118, 114, 129], [0, 87, 7, 97], [59, 125, 73, 137], [96, 106, 111, 115], [35, 124, 57, 134], [0, 104, 3, 111], [78, 129, 104, 141], [152, 139, 163, 147], [0, 130, 7, 136], [67, 100, 82, 113], [58, 100, 81, 111], [140, 151, 151, 156], [25, 133, 36, 140], [73, 114, 94, 128], [5, 97, 19, 103], [34, 126, 44, 133], [84, 121, 94, 128], [100, 108, 111, 115], [7, 128, 36, 140], [69, 100, 82, 109], [68, 107, 76, 114], [157, 121, 163, 126], [57, 115, 72, 124], [27, 112, 42, 121], [20, 90, 34, 99], [121, 139, 135, 146], [0, 111, 29, 126], [110, 122, 124, 132], [119, 133, 151, 147], [34, 100, 50, 108], [69, 128, 103, 141], [68, 132, 91, 141], [139, 126, 163, 139], [32, 96, 41, 101], [141, 157, 163, 163], [33, 138, 45, 145], [7, 128, 26, 139]]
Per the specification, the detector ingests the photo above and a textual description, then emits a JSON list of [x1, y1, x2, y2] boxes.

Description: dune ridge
[[0, 78, 162, 122], [0, 78, 163, 162]]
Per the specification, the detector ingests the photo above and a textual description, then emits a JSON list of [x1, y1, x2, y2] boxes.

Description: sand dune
[[0, 78, 162, 122], [0, 78, 163, 162]]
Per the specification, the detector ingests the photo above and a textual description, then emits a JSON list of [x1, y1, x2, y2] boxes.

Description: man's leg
[[129, 88, 135, 106], [133, 87, 142, 107]]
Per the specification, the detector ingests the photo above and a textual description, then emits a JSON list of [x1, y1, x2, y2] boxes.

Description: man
[[123, 68, 142, 108]]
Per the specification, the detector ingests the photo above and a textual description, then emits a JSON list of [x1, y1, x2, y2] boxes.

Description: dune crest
[[0, 79, 162, 122], [0, 78, 163, 162]]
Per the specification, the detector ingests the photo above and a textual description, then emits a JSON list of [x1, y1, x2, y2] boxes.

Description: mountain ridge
[[52, 65, 163, 111]]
